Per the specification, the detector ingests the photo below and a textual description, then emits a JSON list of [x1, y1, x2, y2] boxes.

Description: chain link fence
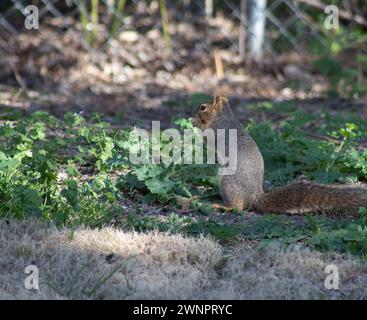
[[0, 0, 335, 59], [0, 1, 366, 122]]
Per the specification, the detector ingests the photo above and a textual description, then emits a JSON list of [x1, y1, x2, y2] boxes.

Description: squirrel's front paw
[[212, 203, 233, 211]]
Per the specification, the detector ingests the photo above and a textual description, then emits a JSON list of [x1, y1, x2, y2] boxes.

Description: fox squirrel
[[192, 95, 367, 214]]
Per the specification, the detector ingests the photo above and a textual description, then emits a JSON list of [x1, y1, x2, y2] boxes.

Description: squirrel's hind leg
[[219, 176, 245, 210]]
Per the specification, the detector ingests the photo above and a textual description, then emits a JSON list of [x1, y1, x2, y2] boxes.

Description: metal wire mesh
[[0, 0, 329, 58]]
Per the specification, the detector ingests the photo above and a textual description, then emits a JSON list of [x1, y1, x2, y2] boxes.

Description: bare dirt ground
[[0, 14, 343, 129]]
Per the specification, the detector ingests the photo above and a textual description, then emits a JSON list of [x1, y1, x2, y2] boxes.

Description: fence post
[[239, 0, 247, 60], [248, 0, 267, 60], [205, 0, 213, 18]]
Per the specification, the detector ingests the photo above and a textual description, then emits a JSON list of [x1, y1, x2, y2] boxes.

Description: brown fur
[[256, 182, 367, 214], [192, 96, 367, 214]]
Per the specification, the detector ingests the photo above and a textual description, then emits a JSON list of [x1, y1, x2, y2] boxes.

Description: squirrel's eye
[[200, 104, 207, 111]]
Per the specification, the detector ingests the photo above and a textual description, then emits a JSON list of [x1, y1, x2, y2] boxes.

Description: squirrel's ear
[[213, 95, 227, 111], [212, 95, 221, 110]]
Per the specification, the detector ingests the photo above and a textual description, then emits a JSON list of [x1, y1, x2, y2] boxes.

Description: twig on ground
[[9, 62, 27, 92]]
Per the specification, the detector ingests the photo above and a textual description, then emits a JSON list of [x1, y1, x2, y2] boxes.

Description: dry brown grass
[[1, 219, 366, 300]]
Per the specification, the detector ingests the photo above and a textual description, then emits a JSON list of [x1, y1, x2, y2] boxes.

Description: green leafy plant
[[0, 99, 366, 256]]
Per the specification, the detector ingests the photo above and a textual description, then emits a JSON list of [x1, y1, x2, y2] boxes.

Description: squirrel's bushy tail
[[255, 183, 367, 214]]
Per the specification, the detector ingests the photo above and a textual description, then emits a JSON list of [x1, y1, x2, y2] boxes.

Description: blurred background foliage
[[0, 0, 366, 98]]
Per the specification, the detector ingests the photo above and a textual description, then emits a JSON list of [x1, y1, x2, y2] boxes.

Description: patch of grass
[[125, 212, 241, 243], [244, 100, 367, 137], [0, 102, 366, 256], [242, 209, 367, 257], [247, 113, 367, 184]]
